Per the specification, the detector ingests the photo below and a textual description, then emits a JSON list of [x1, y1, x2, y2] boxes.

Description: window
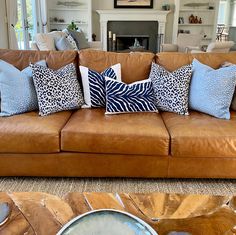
[[218, 0, 227, 24], [15, 0, 37, 49], [231, 0, 236, 26]]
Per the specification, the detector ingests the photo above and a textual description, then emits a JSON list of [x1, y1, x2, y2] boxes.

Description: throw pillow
[[35, 33, 56, 51], [67, 29, 89, 49], [55, 36, 74, 51], [48, 31, 67, 41], [189, 59, 236, 119], [62, 29, 78, 50], [105, 77, 158, 114], [79, 64, 121, 108], [221, 61, 236, 111], [149, 62, 192, 115], [31, 63, 84, 116], [0, 60, 47, 117]]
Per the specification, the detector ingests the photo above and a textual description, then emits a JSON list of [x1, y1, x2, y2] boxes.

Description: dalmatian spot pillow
[[31, 63, 84, 116], [149, 62, 192, 115], [62, 29, 78, 50]]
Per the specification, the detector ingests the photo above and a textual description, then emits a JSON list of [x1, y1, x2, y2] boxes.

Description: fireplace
[[107, 21, 158, 52], [116, 35, 150, 51], [97, 10, 170, 52]]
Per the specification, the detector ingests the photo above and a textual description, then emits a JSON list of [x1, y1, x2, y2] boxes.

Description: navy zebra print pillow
[[105, 77, 158, 114], [80, 64, 121, 108]]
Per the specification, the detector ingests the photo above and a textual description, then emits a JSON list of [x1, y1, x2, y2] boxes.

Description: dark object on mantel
[[92, 33, 96, 41], [114, 0, 153, 8]]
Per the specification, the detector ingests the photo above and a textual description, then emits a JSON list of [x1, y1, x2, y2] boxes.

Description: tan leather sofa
[[0, 49, 236, 178]]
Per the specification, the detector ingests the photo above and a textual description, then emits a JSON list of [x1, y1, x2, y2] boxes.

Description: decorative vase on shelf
[[189, 14, 195, 24]]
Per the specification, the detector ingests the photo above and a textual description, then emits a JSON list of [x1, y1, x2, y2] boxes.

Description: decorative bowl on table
[[57, 209, 158, 235], [129, 46, 145, 51]]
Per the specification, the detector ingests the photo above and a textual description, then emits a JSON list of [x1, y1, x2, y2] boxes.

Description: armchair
[[191, 41, 235, 53], [161, 33, 201, 53]]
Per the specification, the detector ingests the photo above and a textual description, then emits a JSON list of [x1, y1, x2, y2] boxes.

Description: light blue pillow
[[189, 59, 236, 119], [0, 60, 47, 117], [105, 77, 158, 114]]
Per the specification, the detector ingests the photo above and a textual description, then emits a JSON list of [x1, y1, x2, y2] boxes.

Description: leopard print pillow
[[31, 63, 84, 116], [149, 62, 192, 115]]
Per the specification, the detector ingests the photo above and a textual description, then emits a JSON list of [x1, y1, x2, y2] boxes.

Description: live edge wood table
[[0, 192, 236, 235]]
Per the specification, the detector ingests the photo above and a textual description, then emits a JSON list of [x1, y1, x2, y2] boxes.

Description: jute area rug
[[0, 177, 235, 198]]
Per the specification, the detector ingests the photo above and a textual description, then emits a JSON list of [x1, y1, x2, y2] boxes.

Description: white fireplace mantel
[[97, 10, 170, 51]]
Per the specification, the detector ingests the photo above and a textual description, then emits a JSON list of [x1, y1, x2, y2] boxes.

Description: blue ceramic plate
[[57, 209, 158, 235]]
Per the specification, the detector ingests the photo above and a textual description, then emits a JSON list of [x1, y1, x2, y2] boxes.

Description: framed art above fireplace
[[114, 0, 153, 8]]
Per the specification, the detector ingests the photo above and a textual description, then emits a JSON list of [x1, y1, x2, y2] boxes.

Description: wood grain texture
[[0, 192, 235, 235], [129, 193, 229, 219], [64, 192, 90, 215], [0, 193, 34, 235]]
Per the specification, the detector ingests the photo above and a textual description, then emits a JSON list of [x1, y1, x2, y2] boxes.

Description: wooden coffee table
[[0, 192, 236, 235]]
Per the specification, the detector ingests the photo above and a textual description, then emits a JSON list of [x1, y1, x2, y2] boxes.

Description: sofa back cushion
[[35, 33, 56, 51], [0, 49, 78, 71], [156, 52, 236, 71], [79, 50, 155, 84]]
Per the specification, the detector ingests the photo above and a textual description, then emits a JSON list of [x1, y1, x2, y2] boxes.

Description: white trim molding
[[97, 10, 170, 51]]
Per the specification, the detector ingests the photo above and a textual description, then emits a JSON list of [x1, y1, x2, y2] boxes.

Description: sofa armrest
[[88, 41, 103, 50], [160, 44, 178, 52]]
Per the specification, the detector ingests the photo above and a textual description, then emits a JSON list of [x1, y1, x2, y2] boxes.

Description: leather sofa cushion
[[0, 49, 78, 71], [0, 111, 72, 153], [156, 52, 236, 72], [79, 50, 155, 84], [156, 53, 190, 72], [161, 111, 236, 157], [61, 109, 170, 156]]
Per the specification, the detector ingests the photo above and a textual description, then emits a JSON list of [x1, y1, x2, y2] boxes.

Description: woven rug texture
[[0, 177, 235, 197]]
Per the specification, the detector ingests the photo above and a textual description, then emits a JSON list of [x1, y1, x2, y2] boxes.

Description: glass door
[[16, 0, 37, 49]]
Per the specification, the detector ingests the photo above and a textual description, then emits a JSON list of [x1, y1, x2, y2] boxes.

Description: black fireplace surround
[[107, 21, 159, 53]]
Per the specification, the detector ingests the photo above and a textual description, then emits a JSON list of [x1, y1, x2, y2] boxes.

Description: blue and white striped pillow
[[105, 77, 158, 114], [80, 64, 121, 108]]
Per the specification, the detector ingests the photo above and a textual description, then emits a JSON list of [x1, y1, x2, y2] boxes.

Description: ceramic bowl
[[57, 209, 158, 235]]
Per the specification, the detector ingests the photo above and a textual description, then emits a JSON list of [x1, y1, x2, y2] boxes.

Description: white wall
[[0, 0, 8, 48], [92, 0, 175, 43]]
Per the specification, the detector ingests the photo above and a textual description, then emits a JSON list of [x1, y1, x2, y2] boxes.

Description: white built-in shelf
[[48, 0, 92, 41], [202, 38, 212, 40], [180, 9, 215, 12], [50, 22, 88, 25], [49, 8, 88, 11], [173, 0, 220, 45], [178, 24, 214, 26]]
